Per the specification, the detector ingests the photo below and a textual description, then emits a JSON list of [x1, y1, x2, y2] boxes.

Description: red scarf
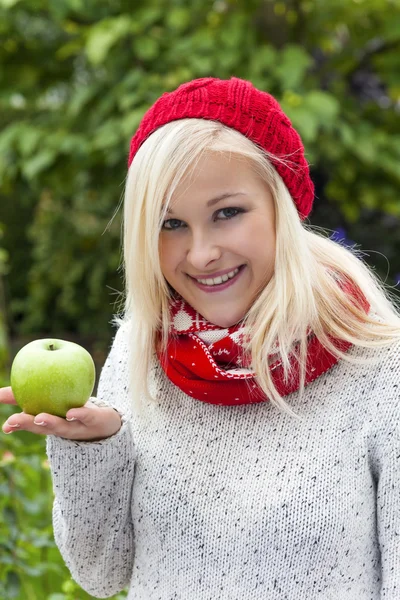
[[157, 289, 369, 406]]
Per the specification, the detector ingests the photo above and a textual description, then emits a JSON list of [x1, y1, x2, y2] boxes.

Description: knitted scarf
[[157, 289, 370, 406]]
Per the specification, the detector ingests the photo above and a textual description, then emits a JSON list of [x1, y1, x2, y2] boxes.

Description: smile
[[195, 267, 240, 286], [189, 266, 245, 293]]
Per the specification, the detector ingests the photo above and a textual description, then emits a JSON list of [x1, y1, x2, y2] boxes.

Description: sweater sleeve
[[46, 323, 136, 598], [368, 344, 400, 599]]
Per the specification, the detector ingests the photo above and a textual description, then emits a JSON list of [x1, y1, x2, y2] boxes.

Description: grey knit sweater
[[46, 323, 400, 599]]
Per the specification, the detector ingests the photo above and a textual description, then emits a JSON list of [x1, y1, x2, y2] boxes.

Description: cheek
[[246, 228, 276, 275], [159, 236, 181, 278], [234, 224, 275, 262]]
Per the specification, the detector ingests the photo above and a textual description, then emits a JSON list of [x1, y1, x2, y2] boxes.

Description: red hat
[[128, 77, 314, 219]]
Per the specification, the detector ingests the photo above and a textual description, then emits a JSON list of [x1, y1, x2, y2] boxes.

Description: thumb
[[65, 407, 96, 424], [65, 400, 108, 424]]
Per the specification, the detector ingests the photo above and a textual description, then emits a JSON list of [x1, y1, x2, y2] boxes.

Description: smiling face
[[158, 152, 276, 327]]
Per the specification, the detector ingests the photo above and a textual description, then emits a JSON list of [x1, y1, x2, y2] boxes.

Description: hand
[[1, 386, 122, 441]]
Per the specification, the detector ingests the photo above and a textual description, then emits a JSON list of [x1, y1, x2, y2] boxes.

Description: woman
[[2, 77, 400, 599]]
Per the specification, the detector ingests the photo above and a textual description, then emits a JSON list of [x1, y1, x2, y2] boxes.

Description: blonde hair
[[121, 118, 400, 415]]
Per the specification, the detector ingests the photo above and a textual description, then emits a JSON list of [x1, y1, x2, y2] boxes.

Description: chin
[[204, 311, 245, 328]]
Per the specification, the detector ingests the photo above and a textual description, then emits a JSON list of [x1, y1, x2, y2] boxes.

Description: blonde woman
[[2, 77, 400, 599]]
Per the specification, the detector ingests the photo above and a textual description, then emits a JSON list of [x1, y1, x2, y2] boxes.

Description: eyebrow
[[166, 192, 247, 214]]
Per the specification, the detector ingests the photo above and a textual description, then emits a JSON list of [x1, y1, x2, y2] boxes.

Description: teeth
[[197, 267, 240, 286]]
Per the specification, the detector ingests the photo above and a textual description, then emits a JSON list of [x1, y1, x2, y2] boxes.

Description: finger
[[2, 412, 50, 436], [65, 405, 104, 426], [2, 411, 89, 439], [62, 399, 97, 421], [31, 411, 116, 441], [30, 412, 86, 438], [0, 387, 17, 405]]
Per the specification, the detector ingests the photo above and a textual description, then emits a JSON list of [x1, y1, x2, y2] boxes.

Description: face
[[159, 152, 276, 327]]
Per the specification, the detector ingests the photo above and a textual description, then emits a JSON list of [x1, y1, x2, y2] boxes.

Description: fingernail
[[66, 417, 77, 422], [33, 420, 47, 426], [3, 423, 19, 434]]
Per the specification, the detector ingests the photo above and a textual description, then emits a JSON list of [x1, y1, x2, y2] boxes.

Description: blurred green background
[[1, 0, 400, 598]]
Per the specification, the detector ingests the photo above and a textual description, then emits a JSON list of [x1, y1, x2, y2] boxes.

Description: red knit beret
[[128, 77, 314, 219]]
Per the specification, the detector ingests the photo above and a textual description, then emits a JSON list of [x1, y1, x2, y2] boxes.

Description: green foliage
[[1, 0, 400, 337], [0, 412, 128, 599], [0, 0, 400, 597], [0, 223, 9, 384], [0, 0, 399, 341]]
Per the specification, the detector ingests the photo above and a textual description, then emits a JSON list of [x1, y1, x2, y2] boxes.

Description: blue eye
[[161, 207, 244, 230], [162, 219, 185, 230], [216, 207, 244, 220]]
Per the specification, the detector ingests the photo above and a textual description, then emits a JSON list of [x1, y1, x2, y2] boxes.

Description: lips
[[189, 265, 245, 293], [195, 267, 240, 286], [189, 265, 244, 281]]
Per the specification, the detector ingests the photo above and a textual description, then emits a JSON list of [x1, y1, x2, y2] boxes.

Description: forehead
[[166, 191, 248, 214], [167, 153, 263, 208]]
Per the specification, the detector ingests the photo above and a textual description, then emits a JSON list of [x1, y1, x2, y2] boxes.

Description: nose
[[186, 230, 222, 271]]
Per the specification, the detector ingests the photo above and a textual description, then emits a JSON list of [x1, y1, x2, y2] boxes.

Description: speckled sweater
[[46, 323, 400, 599]]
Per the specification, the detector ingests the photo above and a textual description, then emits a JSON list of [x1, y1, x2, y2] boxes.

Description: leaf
[[353, 138, 377, 163], [275, 45, 313, 90], [59, 133, 90, 157], [380, 14, 400, 42], [165, 7, 191, 32], [56, 38, 84, 61], [384, 201, 400, 217], [249, 44, 277, 76], [21, 149, 57, 180], [304, 91, 340, 124], [132, 36, 159, 61], [17, 127, 43, 157], [0, 123, 22, 154], [0, 0, 21, 7], [131, 6, 163, 31], [0, 248, 9, 274], [61, 579, 76, 593], [122, 107, 148, 137], [92, 120, 122, 151], [342, 203, 360, 223], [338, 122, 356, 148], [279, 101, 319, 143], [85, 15, 132, 65]]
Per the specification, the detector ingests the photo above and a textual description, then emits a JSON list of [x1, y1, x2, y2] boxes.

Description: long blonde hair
[[121, 118, 400, 414]]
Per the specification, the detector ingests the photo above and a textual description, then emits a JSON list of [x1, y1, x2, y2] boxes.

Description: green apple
[[10, 339, 96, 418]]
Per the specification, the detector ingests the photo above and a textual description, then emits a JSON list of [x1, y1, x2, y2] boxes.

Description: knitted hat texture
[[128, 77, 314, 219]]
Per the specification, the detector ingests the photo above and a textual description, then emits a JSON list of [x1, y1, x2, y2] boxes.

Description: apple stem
[[49, 344, 55, 351]]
